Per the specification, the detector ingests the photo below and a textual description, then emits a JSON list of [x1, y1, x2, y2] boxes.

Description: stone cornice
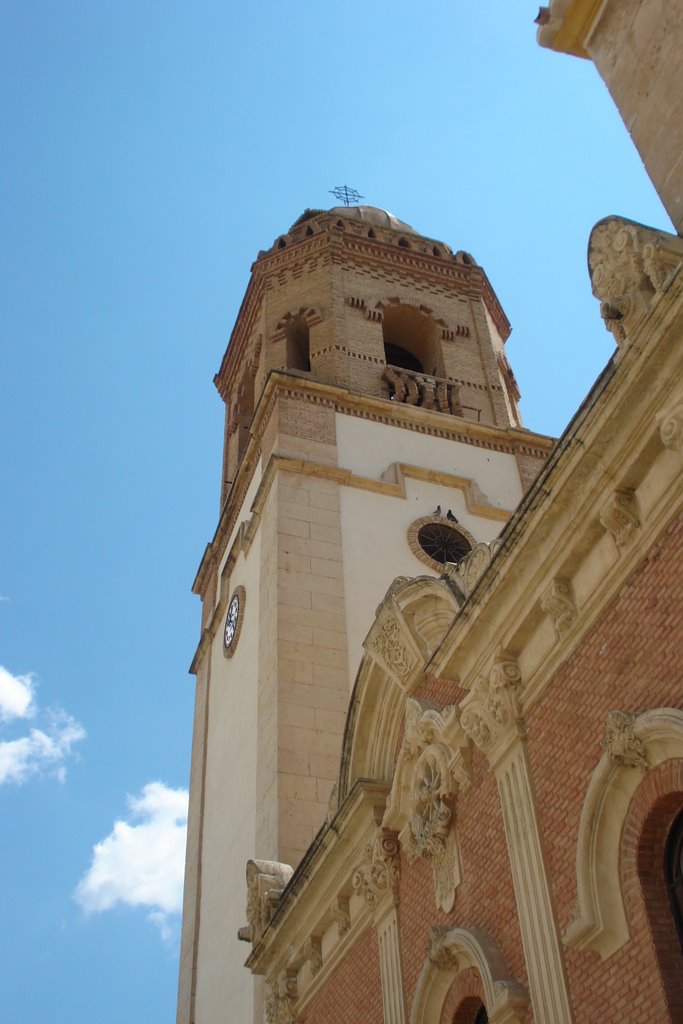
[[536, 0, 606, 58], [427, 232, 683, 717]]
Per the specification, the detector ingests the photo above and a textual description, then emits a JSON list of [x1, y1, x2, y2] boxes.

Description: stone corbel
[[352, 828, 401, 909], [384, 698, 471, 912], [540, 576, 577, 640], [239, 859, 293, 945], [265, 969, 298, 1024], [459, 649, 523, 770], [599, 488, 640, 549], [329, 894, 350, 939], [588, 217, 683, 346], [302, 935, 323, 977]]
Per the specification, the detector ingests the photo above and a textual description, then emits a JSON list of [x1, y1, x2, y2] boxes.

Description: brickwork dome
[[329, 204, 418, 234]]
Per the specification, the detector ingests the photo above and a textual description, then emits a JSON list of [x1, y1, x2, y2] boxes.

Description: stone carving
[[392, 699, 470, 912], [604, 711, 649, 770], [427, 925, 460, 970], [352, 829, 400, 907], [588, 217, 683, 345], [383, 365, 462, 416], [240, 859, 293, 945], [265, 970, 298, 1024], [303, 935, 323, 976], [540, 577, 576, 639], [329, 895, 350, 939], [599, 488, 640, 548], [446, 539, 503, 602], [659, 400, 683, 455], [371, 616, 412, 681], [460, 650, 522, 762]]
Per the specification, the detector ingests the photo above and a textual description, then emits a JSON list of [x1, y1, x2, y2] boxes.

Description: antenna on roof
[[329, 185, 364, 207]]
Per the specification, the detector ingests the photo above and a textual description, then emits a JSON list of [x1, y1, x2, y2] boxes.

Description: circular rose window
[[407, 516, 475, 573]]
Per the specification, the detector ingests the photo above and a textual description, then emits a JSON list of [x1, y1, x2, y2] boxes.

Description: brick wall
[[299, 928, 384, 1024]]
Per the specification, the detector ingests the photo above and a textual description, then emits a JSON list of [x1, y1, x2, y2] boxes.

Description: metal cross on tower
[[329, 185, 364, 206]]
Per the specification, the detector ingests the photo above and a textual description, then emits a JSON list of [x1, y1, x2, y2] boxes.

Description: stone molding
[[411, 926, 529, 1024], [588, 216, 683, 346], [352, 828, 401, 908], [240, 859, 293, 945], [459, 649, 523, 770], [599, 488, 640, 549], [565, 707, 683, 959], [540, 577, 577, 640]]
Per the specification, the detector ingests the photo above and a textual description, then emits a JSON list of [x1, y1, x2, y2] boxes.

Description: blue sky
[[0, 3, 670, 1022]]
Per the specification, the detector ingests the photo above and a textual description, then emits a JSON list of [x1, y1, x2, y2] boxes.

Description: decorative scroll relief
[[386, 699, 471, 912], [599, 488, 640, 549], [445, 540, 503, 603], [366, 604, 420, 687], [352, 829, 401, 908], [588, 217, 683, 345], [265, 970, 298, 1024], [540, 577, 576, 640], [239, 859, 293, 945], [460, 650, 523, 767], [658, 399, 683, 455]]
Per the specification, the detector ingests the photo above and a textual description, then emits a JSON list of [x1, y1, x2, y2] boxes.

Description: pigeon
[[447, 510, 458, 522], [433, 505, 442, 517]]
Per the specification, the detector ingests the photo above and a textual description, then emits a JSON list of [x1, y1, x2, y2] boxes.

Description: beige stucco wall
[[193, 470, 263, 1024]]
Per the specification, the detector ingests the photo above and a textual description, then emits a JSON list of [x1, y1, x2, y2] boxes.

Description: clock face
[[224, 593, 240, 651]]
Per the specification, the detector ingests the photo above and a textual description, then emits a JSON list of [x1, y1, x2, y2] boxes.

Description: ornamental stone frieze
[[460, 649, 523, 768], [238, 859, 293, 945], [265, 970, 298, 1024], [385, 698, 471, 912], [352, 828, 401, 908], [599, 488, 640, 549], [445, 539, 503, 603], [540, 576, 576, 640], [588, 216, 683, 345]]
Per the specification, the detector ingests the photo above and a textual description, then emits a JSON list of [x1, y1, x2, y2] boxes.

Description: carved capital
[[329, 895, 350, 939], [445, 540, 503, 602], [588, 217, 683, 345], [599, 488, 640, 548], [241, 859, 293, 945], [265, 970, 298, 1024], [303, 935, 322, 976], [604, 711, 649, 770], [658, 400, 683, 455], [352, 829, 401, 908], [540, 577, 576, 639], [460, 650, 523, 766]]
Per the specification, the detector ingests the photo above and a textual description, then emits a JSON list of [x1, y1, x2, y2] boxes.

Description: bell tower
[[176, 205, 553, 1024]]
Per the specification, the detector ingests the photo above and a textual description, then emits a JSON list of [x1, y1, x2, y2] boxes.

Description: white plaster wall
[[336, 416, 523, 685], [335, 415, 523, 510], [194, 467, 263, 1024]]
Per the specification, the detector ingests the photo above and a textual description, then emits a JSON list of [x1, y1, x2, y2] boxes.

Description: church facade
[[177, 2, 683, 1022]]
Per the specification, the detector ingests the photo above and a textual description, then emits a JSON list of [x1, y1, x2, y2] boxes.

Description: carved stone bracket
[[239, 859, 293, 945], [588, 217, 683, 345], [599, 488, 640, 548], [445, 539, 503, 603], [265, 970, 298, 1024], [603, 710, 649, 770], [352, 828, 401, 908], [658, 399, 683, 455], [460, 650, 523, 768], [540, 577, 577, 639], [303, 935, 323, 976], [329, 895, 350, 939], [386, 698, 471, 912]]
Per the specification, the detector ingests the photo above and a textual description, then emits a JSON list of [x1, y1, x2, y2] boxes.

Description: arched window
[[382, 304, 439, 376], [664, 808, 683, 950], [474, 1005, 488, 1024], [285, 317, 311, 372]]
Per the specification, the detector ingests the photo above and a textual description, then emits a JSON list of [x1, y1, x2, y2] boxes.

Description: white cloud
[[0, 665, 35, 720], [0, 666, 85, 784], [75, 782, 188, 943]]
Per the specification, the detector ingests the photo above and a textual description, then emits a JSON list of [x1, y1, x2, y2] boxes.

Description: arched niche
[[337, 575, 460, 807], [410, 926, 528, 1024], [382, 303, 441, 376], [565, 706, 683, 959]]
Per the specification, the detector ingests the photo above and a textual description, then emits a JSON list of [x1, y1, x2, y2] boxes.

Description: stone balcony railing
[[383, 364, 464, 417]]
